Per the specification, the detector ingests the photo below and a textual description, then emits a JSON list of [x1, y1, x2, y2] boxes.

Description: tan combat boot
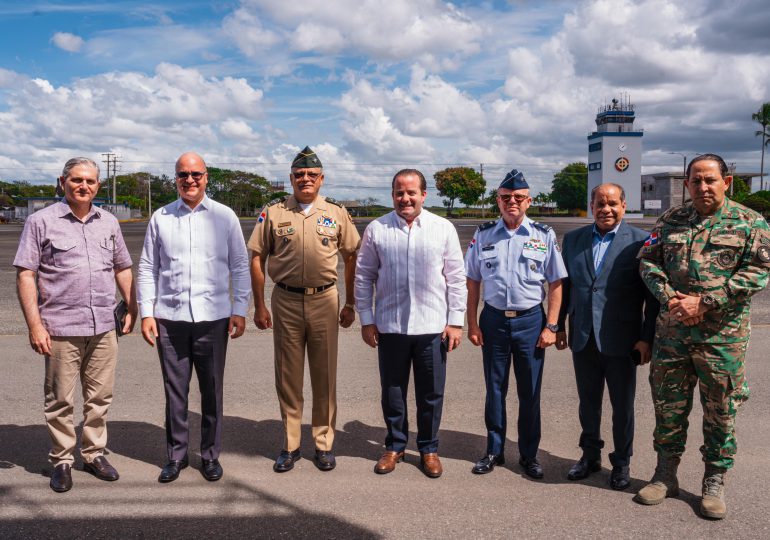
[[700, 466, 727, 519], [634, 454, 680, 505]]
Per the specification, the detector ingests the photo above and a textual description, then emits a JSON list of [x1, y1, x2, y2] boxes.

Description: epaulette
[[267, 196, 286, 207], [531, 221, 553, 233], [325, 197, 343, 208], [660, 203, 691, 225], [477, 220, 496, 231]]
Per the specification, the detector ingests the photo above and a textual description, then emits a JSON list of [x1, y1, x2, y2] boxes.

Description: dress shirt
[[591, 221, 621, 272], [355, 209, 467, 334], [14, 201, 132, 336], [137, 196, 250, 322], [465, 216, 567, 311]]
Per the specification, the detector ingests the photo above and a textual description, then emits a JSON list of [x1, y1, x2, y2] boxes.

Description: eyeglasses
[[498, 194, 529, 204], [292, 171, 321, 180], [176, 171, 205, 181]]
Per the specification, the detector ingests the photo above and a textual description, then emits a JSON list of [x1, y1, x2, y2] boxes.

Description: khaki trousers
[[44, 331, 118, 465], [271, 285, 339, 452]]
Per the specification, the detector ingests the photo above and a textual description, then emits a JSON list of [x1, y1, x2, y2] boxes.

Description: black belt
[[484, 303, 539, 318], [276, 282, 335, 295]]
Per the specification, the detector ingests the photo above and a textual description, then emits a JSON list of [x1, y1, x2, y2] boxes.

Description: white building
[[587, 96, 643, 212]]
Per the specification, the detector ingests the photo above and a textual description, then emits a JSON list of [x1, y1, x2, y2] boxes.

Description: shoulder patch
[[531, 221, 553, 233], [477, 220, 496, 231], [267, 196, 286, 207], [325, 197, 343, 208]]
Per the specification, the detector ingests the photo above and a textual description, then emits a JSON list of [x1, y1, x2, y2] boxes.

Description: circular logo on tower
[[615, 157, 630, 172]]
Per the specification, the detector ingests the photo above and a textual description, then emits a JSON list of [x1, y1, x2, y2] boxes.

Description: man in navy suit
[[556, 183, 658, 490]]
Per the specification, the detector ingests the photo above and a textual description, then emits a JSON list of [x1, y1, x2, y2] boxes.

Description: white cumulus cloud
[[51, 32, 85, 52]]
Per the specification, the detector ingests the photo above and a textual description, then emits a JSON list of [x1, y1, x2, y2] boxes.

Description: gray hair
[[61, 157, 100, 179]]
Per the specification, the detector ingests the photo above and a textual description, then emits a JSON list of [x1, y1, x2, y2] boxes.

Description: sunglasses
[[498, 194, 529, 204], [293, 171, 321, 180], [176, 171, 205, 181]]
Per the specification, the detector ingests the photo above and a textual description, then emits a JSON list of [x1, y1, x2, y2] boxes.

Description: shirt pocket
[[707, 234, 744, 273], [479, 249, 498, 278], [50, 239, 82, 269], [522, 253, 545, 282], [100, 240, 115, 267], [316, 225, 338, 250]]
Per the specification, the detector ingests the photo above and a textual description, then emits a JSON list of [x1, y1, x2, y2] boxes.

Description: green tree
[[551, 162, 587, 210], [730, 176, 750, 203], [752, 103, 770, 191], [740, 191, 770, 214], [433, 167, 486, 216]]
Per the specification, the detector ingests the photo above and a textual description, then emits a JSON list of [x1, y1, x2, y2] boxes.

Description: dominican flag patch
[[257, 210, 267, 223], [468, 238, 476, 249], [643, 232, 658, 247]]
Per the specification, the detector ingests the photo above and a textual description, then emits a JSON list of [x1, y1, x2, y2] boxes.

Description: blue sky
[[1, 0, 768, 205]]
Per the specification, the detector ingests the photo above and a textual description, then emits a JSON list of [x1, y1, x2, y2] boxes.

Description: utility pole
[[729, 162, 736, 196], [480, 163, 484, 218], [101, 153, 114, 203]]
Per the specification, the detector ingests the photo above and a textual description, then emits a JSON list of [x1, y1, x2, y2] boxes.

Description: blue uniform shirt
[[465, 216, 567, 311]]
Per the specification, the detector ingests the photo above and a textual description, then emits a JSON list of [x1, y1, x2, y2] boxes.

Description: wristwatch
[[701, 294, 717, 309], [545, 323, 559, 332], [344, 303, 355, 310]]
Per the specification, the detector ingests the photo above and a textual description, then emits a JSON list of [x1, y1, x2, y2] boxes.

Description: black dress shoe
[[314, 450, 336, 471], [201, 458, 223, 481], [158, 459, 188, 483], [472, 454, 505, 474], [519, 456, 544, 479], [610, 466, 631, 491], [567, 457, 601, 481], [50, 463, 72, 493], [274, 449, 301, 472], [83, 456, 119, 481]]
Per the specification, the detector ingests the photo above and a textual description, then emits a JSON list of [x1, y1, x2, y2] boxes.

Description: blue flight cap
[[499, 169, 529, 190]]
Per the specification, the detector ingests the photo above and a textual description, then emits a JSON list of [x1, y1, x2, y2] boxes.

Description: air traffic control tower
[[587, 95, 643, 211]]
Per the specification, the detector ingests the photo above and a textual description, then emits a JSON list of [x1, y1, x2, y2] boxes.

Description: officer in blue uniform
[[465, 169, 567, 479]]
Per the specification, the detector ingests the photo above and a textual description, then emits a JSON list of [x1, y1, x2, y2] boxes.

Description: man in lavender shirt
[[14, 157, 137, 493]]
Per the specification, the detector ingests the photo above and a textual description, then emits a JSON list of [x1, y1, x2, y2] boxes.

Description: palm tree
[[753, 103, 770, 190]]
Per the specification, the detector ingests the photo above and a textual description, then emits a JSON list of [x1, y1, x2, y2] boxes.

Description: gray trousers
[[157, 318, 229, 461]]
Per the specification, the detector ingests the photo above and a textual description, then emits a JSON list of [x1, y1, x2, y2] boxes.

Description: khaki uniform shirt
[[248, 195, 361, 287], [639, 198, 770, 343]]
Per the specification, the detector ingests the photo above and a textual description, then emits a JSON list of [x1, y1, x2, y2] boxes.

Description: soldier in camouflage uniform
[[635, 154, 770, 519]]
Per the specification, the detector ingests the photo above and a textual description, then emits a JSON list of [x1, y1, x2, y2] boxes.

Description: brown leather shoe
[[83, 455, 119, 481], [374, 451, 404, 474], [50, 463, 72, 493], [420, 452, 443, 478]]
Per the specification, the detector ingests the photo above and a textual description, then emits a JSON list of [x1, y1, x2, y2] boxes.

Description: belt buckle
[[504, 310, 517, 317], [305, 287, 317, 295]]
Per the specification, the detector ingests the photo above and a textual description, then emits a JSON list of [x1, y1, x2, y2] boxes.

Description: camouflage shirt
[[639, 198, 770, 343]]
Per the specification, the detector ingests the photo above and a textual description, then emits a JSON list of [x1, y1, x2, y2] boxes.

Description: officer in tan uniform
[[249, 146, 360, 473]]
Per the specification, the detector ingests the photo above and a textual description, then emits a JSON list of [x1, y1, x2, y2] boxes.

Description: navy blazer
[[558, 220, 658, 357]]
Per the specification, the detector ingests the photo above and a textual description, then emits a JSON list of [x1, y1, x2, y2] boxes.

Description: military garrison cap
[[292, 146, 323, 169], [499, 168, 529, 190]]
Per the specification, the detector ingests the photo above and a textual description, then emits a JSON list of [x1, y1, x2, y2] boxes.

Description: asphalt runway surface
[[1, 215, 769, 538]]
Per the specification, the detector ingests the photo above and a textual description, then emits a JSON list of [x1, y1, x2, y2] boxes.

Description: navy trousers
[[156, 318, 229, 461], [479, 305, 545, 459], [377, 333, 446, 454], [572, 331, 636, 467]]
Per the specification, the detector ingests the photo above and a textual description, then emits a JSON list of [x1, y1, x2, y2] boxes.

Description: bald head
[[175, 152, 208, 209], [176, 152, 206, 171]]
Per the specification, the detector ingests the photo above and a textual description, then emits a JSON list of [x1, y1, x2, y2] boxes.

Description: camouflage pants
[[650, 339, 749, 469]]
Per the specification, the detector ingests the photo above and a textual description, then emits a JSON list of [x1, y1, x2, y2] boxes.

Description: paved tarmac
[[1, 216, 769, 538]]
